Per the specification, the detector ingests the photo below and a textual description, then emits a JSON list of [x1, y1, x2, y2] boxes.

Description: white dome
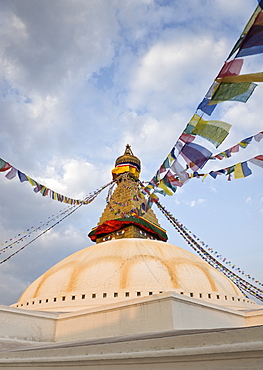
[[12, 238, 257, 311]]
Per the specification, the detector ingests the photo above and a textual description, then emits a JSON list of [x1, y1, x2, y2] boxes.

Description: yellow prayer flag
[[188, 114, 231, 148], [216, 72, 263, 83], [234, 163, 244, 179], [158, 180, 174, 196], [26, 176, 38, 187]]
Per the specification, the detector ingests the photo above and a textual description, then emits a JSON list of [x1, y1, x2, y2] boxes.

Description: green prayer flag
[[210, 82, 257, 104]]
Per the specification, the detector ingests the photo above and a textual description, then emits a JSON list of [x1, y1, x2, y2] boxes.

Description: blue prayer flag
[[197, 98, 217, 116], [236, 12, 263, 57]]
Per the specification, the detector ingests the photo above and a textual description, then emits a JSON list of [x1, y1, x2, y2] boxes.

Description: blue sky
[[0, 0, 262, 305]]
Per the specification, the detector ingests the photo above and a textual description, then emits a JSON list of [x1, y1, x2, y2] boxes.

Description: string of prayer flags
[[145, 3, 263, 202], [209, 82, 257, 104], [185, 114, 231, 148], [0, 204, 78, 253], [207, 156, 262, 180], [0, 157, 114, 206], [210, 131, 263, 161], [0, 203, 83, 265], [156, 200, 263, 302], [235, 12, 263, 58]]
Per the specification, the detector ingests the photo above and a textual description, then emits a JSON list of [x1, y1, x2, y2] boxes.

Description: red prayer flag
[[217, 59, 243, 78]]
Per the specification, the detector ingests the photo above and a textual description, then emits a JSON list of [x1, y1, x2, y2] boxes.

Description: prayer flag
[[179, 132, 195, 143], [228, 6, 262, 59], [0, 158, 12, 172], [175, 140, 184, 152], [239, 136, 253, 148], [189, 114, 231, 148], [216, 72, 263, 83], [33, 185, 41, 193], [180, 142, 212, 171], [18, 171, 28, 182], [157, 178, 174, 196], [234, 162, 252, 179], [26, 176, 39, 187], [226, 165, 235, 175], [249, 155, 263, 168], [197, 98, 217, 116], [254, 131, 263, 142], [170, 159, 190, 184], [160, 157, 170, 172], [230, 145, 240, 153], [169, 147, 176, 160], [209, 169, 226, 179], [236, 12, 263, 57], [40, 186, 49, 196], [5, 167, 17, 180], [163, 175, 177, 193], [149, 193, 159, 202], [165, 170, 183, 187], [216, 59, 243, 78], [210, 82, 257, 104]]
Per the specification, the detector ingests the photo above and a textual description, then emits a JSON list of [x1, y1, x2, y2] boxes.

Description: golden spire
[[88, 145, 167, 244]]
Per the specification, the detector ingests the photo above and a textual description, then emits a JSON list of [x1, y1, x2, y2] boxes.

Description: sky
[[0, 0, 262, 306]]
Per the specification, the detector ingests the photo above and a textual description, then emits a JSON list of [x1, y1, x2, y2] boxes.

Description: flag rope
[[155, 200, 263, 302], [0, 180, 115, 263]]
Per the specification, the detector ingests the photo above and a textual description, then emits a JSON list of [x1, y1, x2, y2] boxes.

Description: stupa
[[11, 146, 258, 312], [0, 146, 262, 368]]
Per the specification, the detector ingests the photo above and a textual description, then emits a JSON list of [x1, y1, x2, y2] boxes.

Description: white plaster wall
[[55, 295, 174, 342], [55, 292, 247, 342], [0, 306, 56, 342], [0, 326, 262, 369], [170, 293, 247, 329], [1, 293, 261, 345]]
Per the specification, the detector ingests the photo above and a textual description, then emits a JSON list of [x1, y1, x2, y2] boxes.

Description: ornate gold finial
[[112, 144, 141, 180], [124, 144, 133, 156]]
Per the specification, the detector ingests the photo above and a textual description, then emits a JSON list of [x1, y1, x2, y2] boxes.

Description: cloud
[[0, 0, 262, 307], [245, 196, 252, 204]]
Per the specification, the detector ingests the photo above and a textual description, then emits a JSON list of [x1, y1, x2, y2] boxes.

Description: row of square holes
[[17, 291, 254, 307], [181, 292, 253, 303], [17, 291, 160, 306]]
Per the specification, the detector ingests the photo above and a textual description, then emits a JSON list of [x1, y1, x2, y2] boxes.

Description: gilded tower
[[88, 145, 167, 243]]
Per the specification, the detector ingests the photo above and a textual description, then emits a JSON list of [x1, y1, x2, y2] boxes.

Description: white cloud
[[0, 0, 262, 306], [246, 196, 252, 204]]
